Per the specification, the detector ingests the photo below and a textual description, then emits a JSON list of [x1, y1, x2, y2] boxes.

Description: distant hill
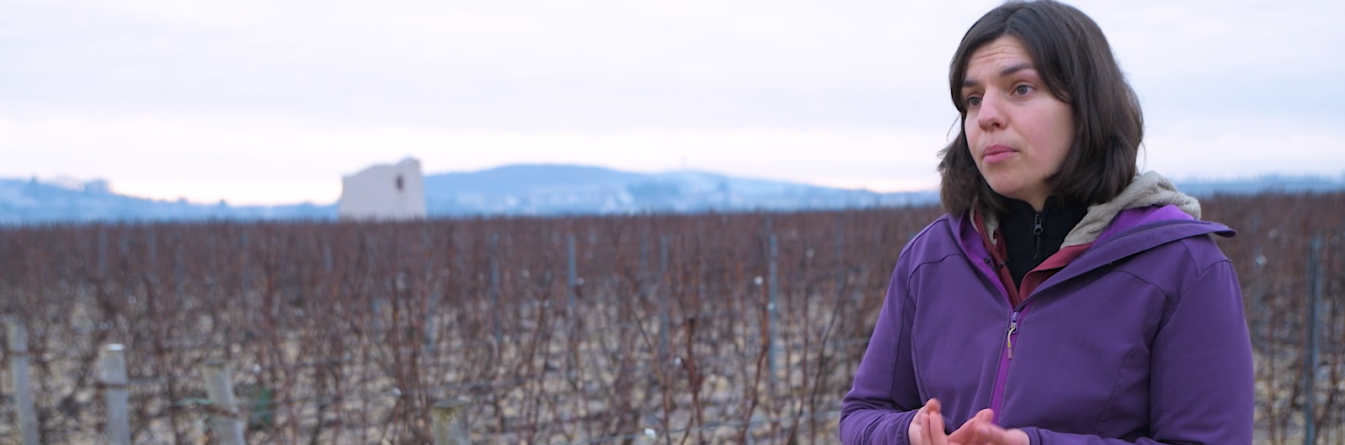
[[1171, 174, 1345, 196], [422, 164, 935, 215], [0, 166, 1341, 224], [0, 178, 331, 224]]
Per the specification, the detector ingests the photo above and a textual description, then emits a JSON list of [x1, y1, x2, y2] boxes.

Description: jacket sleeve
[[1020, 259, 1255, 445], [839, 264, 927, 445]]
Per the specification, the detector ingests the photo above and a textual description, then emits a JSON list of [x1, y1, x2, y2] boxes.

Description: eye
[[1013, 84, 1034, 96], [965, 95, 982, 108]]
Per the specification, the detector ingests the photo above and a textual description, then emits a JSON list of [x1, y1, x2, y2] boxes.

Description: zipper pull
[[1006, 311, 1020, 359], [1032, 212, 1044, 261]]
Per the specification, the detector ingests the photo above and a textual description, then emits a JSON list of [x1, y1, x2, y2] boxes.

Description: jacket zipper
[[1032, 212, 1044, 261], [980, 219, 1224, 422], [989, 303, 1032, 421], [994, 213, 1039, 419]]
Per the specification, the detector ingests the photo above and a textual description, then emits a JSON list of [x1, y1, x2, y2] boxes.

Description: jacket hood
[[981, 172, 1202, 248], [1065, 171, 1202, 247]]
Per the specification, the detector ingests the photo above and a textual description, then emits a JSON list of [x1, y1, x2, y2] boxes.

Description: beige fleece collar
[[980, 172, 1201, 248]]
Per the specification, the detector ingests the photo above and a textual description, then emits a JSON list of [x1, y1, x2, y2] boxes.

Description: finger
[[923, 399, 945, 445], [977, 426, 1000, 445], [928, 411, 950, 445], [910, 404, 929, 445], [973, 410, 997, 440], [947, 420, 972, 444], [947, 418, 979, 444], [974, 409, 995, 430], [1004, 429, 1030, 445], [948, 409, 990, 444], [925, 410, 944, 445], [953, 412, 998, 444], [975, 423, 1023, 445], [910, 399, 939, 445]]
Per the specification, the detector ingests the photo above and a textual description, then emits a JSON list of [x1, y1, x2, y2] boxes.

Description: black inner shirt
[[999, 196, 1088, 288]]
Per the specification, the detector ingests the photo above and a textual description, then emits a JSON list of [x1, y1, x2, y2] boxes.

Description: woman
[[839, 1, 1254, 444]]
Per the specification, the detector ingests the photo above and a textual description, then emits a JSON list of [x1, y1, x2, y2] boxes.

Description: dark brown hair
[[938, 0, 1143, 216]]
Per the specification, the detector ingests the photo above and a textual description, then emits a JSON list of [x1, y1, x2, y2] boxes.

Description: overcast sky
[[3, 0, 1342, 205]]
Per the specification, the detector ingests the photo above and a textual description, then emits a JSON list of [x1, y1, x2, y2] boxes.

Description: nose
[[976, 92, 1005, 131]]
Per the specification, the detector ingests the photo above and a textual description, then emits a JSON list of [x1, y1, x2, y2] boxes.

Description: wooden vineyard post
[[1303, 237, 1322, 445], [6, 317, 38, 445], [432, 398, 470, 445], [100, 344, 132, 445], [203, 359, 247, 445], [767, 232, 779, 396]]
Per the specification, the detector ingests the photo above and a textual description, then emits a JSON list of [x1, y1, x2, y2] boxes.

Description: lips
[[982, 144, 1016, 164]]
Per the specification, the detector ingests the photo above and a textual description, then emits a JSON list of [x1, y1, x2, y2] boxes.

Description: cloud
[[0, 0, 1341, 204], [0, 114, 945, 204], [1143, 115, 1345, 180], [1, 0, 972, 130]]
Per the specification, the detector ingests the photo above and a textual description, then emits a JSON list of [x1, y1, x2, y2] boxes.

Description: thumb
[[947, 409, 993, 443], [977, 425, 1028, 445], [974, 409, 994, 424]]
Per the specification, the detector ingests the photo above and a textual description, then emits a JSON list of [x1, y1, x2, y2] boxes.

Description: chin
[[984, 180, 1021, 200]]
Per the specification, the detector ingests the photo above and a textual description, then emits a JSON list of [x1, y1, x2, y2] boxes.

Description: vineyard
[[0, 192, 1341, 445]]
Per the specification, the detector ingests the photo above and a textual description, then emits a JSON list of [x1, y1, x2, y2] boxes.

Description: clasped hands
[[909, 399, 1029, 445]]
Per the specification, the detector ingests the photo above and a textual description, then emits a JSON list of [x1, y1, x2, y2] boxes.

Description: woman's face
[[961, 35, 1074, 211]]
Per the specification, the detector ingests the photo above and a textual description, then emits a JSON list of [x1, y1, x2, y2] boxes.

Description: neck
[[998, 196, 1088, 287], [1023, 194, 1047, 212]]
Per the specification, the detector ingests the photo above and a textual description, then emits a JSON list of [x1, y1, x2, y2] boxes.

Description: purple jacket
[[839, 205, 1254, 444]]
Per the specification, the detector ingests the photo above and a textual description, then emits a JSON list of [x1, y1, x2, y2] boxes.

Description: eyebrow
[[961, 63, 1035, 88]]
